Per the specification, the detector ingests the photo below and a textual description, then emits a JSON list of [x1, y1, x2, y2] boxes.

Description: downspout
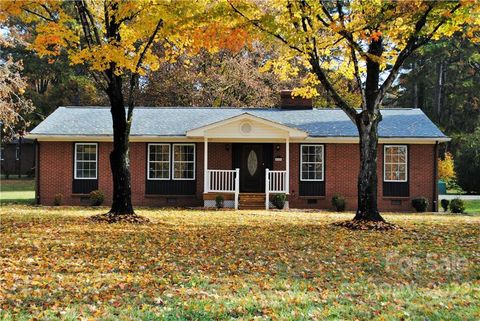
[[433, 141, 439, 212], [35, 139, 40, 205]]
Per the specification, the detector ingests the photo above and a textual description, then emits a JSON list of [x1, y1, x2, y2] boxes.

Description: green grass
[[0, 179, 35, 205], [465, 200, 480, 214], [0, 206, 479, 320]]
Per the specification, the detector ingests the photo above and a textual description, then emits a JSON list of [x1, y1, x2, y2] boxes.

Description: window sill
[[382, 196, 410, 199], [145, 194, 196, 198], [298, 196, 326, 200]]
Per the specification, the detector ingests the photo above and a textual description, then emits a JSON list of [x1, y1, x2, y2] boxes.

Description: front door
[[233, 144, 273, 192]]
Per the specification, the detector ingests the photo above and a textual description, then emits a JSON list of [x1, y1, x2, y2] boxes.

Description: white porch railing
[[265, 169, 287, 209], [206, 168, 240, 209]]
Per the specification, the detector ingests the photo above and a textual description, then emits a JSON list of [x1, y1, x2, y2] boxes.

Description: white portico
[[186, 113, 308, 209]]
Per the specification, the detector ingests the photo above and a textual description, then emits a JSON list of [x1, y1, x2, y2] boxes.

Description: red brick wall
[[39, 141, 436, 211], [288, 143, 436, 212]]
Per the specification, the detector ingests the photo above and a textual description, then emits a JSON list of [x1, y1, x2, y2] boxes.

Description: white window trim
[[172, 143, 196, 180], [383, 145, 408, 182], [74, 143, 98, 180], [300, 144, 324, 182], [147, 143, 171, 180]]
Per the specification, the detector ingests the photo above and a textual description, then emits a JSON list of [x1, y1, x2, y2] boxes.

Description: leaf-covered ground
[[0, 206, 479, 320]]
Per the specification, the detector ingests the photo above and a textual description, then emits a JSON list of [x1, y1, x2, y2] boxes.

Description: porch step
[[239, 193, 265, 210]]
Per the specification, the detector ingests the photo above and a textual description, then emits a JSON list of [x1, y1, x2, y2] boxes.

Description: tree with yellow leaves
[[438, 152, 456, 184], [228, 0, 479, 223], [2, 0, 246, 219]]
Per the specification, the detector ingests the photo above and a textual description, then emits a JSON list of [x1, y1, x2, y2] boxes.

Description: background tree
[[455, 128, 480, 194], [138, 44, 303, 107], [387, 35, 480, 143], [228, 0, 476, 223], [0, 32, 34, 139]]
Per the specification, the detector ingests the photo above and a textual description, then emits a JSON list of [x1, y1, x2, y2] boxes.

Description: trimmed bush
[[272, 193, 287, 209], [215, 195, 224, 209], [53, 193, 63, 206], [331, 194, 346, 212], [440, 199, 450, 212], [456, 128, 480, 193], [411, 197, 429, 212], [89, 190, 105, 206], [449, 198, 465, 214]]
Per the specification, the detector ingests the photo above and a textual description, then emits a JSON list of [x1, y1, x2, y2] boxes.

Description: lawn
[[0, 206, 479, 320], [0, 179, 35, 205]]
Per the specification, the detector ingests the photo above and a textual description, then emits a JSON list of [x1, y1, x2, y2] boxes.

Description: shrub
[[449, 198, 465, 214], [440, 199, 450, 212], [272, 193, 287, 209], [456, 128, 480, 193], [411, 197, 429, 212], [215, 195, 224, 209], [53, 193, 63, 206], [331, 194, 346, 212], [89, 190, 105, 206]]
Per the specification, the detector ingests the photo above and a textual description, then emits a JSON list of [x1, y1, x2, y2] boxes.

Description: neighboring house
[[28, 91, 449, 211], [0, 137, 36, 178]]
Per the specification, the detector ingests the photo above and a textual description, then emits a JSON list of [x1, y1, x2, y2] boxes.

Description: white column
[[286, 137, 290, 194], [234, 168, 240, 210], [265, 168, 270, 210], [204, 137, 208, 193]]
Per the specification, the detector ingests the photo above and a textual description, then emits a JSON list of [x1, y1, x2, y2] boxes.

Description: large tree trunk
[[106, 73, 134, 215], [353, 111, 384, 221], [353, 37, 384, 222]]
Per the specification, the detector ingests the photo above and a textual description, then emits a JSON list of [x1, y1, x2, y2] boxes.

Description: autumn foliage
[[1, 207, 479, 319], [438, 152, 456, 183]]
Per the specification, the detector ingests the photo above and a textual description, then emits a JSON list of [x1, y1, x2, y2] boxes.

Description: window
[[173, 144, 195, 180], [384, 145, 407, 182], [300, 144, 324, 181], [0, 146, 3, 161], [74, 143, 97, 179], [148, 144, 170, 180], [15, 147, 20, 160]]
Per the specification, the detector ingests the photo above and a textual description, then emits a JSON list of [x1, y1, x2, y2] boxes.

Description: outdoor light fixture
[[276, 144, 280, 151], [225, 143, 230, 151]]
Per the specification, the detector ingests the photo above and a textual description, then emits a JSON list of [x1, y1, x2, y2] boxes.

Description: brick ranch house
[[28, 93, 449, 211]]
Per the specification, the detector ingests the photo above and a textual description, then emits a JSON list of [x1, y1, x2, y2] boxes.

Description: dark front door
[[233, 143, 273, 192]]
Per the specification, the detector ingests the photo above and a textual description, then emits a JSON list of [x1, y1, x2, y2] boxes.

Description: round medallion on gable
[[240, 121, 252, 135]]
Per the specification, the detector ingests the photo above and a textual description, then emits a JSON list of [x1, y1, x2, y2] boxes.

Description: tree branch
[[375, 3, 461, 107], [127, 18, 164, 122], [227, 0, 305, 54], [309, 42, 358, 122]]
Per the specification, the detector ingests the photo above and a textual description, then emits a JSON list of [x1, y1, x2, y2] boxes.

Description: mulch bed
[[87, 213, 150, 224], [332, 219, 402, 231]]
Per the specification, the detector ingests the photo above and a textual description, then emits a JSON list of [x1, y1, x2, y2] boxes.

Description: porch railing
[[206, 169, 240, 209], [265, 169, 287, 209]]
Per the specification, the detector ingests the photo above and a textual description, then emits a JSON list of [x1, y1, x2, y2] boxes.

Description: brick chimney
[[280, 90, 313, 109]]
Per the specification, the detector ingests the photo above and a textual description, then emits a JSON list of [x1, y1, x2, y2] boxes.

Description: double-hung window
[[74, 143, 97, 179], [384, 145, 408, 182], [173, 144, 195, 180], [300, 144, 324, 181], [148, 144, 170, 180]]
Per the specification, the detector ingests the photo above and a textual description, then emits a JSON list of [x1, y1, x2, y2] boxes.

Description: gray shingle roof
[[30, 106, 447, 138]]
